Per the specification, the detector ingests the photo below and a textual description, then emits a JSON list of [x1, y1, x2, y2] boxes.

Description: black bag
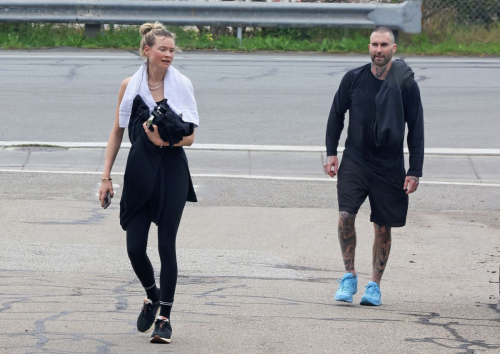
[[146, 98, 194, 147]]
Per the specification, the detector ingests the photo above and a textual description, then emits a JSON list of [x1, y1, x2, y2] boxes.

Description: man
[[324, 27, 424, 306]]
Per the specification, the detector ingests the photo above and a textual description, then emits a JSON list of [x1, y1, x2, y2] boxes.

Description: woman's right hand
[[99, 180, 114, 207]]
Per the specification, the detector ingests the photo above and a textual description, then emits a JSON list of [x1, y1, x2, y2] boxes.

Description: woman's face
[[145, 36, 175, 69]]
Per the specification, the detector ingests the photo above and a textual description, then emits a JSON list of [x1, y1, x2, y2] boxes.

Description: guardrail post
[[85, 24, 103, 38], [237, 26, 242, 45], [393, 29, 399, 44]]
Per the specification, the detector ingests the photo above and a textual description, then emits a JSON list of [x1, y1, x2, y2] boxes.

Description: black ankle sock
[[146, 286, 160, 303], [159, 303, 172, 319]]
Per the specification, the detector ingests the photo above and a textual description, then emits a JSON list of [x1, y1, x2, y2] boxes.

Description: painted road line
[[191, 174, 500, 187], [0, 141, 120, 148], [2, 141, 500, 156], [0, 169, 499, 187], [189, 145, 500, 156], [0, 55, 140, 60]]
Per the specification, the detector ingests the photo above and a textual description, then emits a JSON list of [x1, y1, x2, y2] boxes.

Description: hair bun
[[139, 23, 154, 36], [139, 22, 166, 36]]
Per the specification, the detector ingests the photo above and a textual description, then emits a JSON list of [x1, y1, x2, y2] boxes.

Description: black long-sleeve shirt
[[326, 63, 424, 177]]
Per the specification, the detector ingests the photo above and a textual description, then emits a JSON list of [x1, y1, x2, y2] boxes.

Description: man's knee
[[338, 211, 357, 241], [339, 211, 356, 226], [374, 223, 391, 238]]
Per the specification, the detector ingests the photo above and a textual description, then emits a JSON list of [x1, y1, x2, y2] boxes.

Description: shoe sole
[[334, 289, 357, 303], [360, 298, 381, 306], [138, 306, 161, 333], [150, 335, 172, 344]]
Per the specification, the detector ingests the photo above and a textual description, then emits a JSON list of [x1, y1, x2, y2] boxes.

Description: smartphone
[[103, 191, 112, 209], [146, 113, 155, 131]]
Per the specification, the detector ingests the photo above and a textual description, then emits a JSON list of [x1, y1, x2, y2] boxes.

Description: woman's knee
[[127, 241, 147, 261], [158, 241, 176, 262]]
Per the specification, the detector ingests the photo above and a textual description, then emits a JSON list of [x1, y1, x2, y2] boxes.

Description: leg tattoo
[[338, 211, 357, 273], [372, 223, 392, 284]]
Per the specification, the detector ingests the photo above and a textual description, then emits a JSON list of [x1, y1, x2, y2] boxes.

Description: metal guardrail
[[0, 0, 422, 33]]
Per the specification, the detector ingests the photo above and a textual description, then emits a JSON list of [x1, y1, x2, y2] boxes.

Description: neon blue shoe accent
[[360, 281, 382, 306], [334, 273, 358, 303]]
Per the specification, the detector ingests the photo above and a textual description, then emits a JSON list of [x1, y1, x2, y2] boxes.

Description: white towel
[[119, 62, 199, 128]]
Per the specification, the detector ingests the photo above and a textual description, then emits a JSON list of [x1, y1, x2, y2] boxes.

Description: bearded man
[[324, 27, 424, 306]]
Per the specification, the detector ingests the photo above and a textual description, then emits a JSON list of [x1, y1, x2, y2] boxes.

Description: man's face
[[369, 32, 397, 67]]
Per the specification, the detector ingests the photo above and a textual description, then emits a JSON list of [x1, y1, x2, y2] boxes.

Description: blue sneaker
[[360, 281, 382, 306], [334, 273, 358, 303]]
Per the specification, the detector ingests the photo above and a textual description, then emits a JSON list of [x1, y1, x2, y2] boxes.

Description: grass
[[0, 23, 141, 49], [1, 22, 500, 56]]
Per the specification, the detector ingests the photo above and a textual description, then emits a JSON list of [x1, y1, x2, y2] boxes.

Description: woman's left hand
[[143, 122, 164, 147]]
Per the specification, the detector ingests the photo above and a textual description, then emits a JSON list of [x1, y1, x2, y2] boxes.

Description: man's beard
[[371, 52, 392, 67]]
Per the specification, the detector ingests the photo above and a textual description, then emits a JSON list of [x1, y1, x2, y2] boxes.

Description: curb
[[1, 142, 500, 156]]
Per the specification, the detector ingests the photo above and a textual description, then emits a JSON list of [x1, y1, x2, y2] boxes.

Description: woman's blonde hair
[[139, 22, 176, 59]]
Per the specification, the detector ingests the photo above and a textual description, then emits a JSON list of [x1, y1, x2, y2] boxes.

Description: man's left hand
[[404, 176, 419, 195]]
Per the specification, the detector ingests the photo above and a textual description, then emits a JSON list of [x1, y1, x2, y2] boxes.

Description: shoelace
[[141, 302, 152, 314], [338, 277, 354, 291], [157, 319, 169, 330], [364, 284, 378, 296]]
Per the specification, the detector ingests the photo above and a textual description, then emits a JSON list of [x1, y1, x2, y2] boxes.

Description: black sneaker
[[137, 298, 160, 333], [150, 317, 172, 344]]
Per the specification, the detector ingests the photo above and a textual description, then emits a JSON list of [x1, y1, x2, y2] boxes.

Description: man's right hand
[[324, 155, 339, 178]]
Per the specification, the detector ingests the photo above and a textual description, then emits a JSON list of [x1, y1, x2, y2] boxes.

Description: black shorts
[[337, 156, 408, 227]]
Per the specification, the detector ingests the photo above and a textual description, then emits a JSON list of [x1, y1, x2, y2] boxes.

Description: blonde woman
[[99, 22, 199, 344]]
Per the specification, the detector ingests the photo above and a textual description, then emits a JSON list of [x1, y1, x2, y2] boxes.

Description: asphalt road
[[0, 50, 498, 354], [0, 172, 498, 354], [1, 49, 500, 148]]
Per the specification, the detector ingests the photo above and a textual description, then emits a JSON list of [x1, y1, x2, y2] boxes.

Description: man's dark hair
[[370, 27, 395, 44]]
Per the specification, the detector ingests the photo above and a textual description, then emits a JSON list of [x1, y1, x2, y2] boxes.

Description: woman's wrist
[[101, 172, 112, 181]]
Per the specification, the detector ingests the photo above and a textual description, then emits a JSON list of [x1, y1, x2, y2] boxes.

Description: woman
[[99, 22, 199, 344]]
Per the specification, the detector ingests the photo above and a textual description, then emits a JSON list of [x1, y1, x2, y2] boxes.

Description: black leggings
[[126, 158, 189, 307]]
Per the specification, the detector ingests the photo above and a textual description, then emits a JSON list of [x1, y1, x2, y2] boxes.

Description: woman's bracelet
[[101, 178, 112, 181]]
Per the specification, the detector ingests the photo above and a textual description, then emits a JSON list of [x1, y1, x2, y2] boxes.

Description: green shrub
[[1, 23, 499, 56]]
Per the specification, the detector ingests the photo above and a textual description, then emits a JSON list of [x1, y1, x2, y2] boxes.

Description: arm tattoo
[[338, 211, 357, 272], [410, 177, 419, 184]]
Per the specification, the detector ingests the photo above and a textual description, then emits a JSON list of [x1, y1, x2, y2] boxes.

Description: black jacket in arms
[[325, 62, 424, 177]]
